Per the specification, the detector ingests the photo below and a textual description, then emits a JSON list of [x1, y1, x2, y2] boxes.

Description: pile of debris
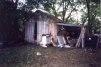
[[40, 23, 100, 48], [40, 34, 100, 49], [39, 23, 79, 48], [40, 34, 77, 48]]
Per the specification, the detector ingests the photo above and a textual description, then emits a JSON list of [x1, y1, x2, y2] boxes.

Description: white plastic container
[[40, 34, 51, 47]]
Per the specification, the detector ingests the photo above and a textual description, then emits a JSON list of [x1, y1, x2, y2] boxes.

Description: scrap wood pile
[[40, 30, 78, 48], [40, 24, 100, 48]]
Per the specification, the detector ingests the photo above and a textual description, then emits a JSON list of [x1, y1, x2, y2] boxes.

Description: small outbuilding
[[25, 10, 58, 46]]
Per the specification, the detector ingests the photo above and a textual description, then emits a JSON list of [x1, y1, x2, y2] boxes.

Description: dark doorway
[[34, 22, 37, 40]]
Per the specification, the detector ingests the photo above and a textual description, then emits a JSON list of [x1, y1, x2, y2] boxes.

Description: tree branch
[[62, 0, 71, 22], [65, 8, 75, 22]]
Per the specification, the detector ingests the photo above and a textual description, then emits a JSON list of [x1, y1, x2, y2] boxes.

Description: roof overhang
[[57, 23, 81, 32]]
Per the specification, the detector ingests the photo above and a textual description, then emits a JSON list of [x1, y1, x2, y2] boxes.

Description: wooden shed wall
[[24, 10, 58, 44], [36, 16, 58, 44], [49, 20, 57, 44], [24, 18, 36, 43], [37, 16, 50, 43]]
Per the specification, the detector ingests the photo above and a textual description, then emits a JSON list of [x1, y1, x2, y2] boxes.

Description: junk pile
[[40, 23, 100, 48], [40, 33, 100, 48], [40, 34, 77, 48]]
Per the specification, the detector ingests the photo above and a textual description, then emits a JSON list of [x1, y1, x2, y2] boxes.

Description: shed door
[[34, 22, 37, 40]]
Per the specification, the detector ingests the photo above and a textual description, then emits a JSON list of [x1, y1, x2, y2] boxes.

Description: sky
[[19, 0, 26, 3]]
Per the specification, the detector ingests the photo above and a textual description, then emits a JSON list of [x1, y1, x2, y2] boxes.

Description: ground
[[0, 44, 101, 67]]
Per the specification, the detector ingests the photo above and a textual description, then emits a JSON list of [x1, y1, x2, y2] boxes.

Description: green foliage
[[18, 0, 79, 23], [1, 0, 100, 34], [89, 3, 100, 34], [18, 14, 26, 32], [90, 15, 100, 34], [20, 0, 42, 11], [17, 10, 33, 32], [91, 0, 100, 4], [90, 4, 100, 16], [78, 0, 101, 34], [67, 17, 79, 24]]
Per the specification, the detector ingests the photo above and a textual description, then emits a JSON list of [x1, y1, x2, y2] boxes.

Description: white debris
[[63, 45, 71, 48], [36, 52, 42, 56]]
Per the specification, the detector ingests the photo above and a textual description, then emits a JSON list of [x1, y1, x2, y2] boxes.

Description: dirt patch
[[0, 44, 101, 67]]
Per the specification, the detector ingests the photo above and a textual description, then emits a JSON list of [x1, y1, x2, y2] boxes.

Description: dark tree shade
[[91, 0, 100, 4], [0, 0, 20, 44]]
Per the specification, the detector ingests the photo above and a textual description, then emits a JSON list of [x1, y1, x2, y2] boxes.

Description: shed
[[25, 10, 58, 45]]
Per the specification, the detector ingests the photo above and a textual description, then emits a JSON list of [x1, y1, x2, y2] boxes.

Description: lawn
[[0, 44, 101, 67]]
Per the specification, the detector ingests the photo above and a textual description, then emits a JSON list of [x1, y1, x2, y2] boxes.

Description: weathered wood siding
[[49, 20, 57, 44], [25, 10, 58, 44], [37, 16, 50, 43], [25, 18, 35, 43]]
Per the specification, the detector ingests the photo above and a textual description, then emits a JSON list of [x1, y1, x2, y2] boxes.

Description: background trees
[[0, 0, 20, 43], [80, 0, 101, 34], [18, 0, 80, 23], [0, 0, 101, 36]]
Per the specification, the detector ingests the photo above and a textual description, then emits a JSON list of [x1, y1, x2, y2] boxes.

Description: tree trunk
[[86, 0, 92, 34], [62, 0, 65, 22]]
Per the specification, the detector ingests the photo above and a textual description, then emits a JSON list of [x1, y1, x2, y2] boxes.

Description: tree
[[0, 0, 21, 44], [78, 0, 100, 34], [42, 0, 79, 23], [90, 3, 100, 34], [18, 0, 79, 23], [86, 0, 92, 34]]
